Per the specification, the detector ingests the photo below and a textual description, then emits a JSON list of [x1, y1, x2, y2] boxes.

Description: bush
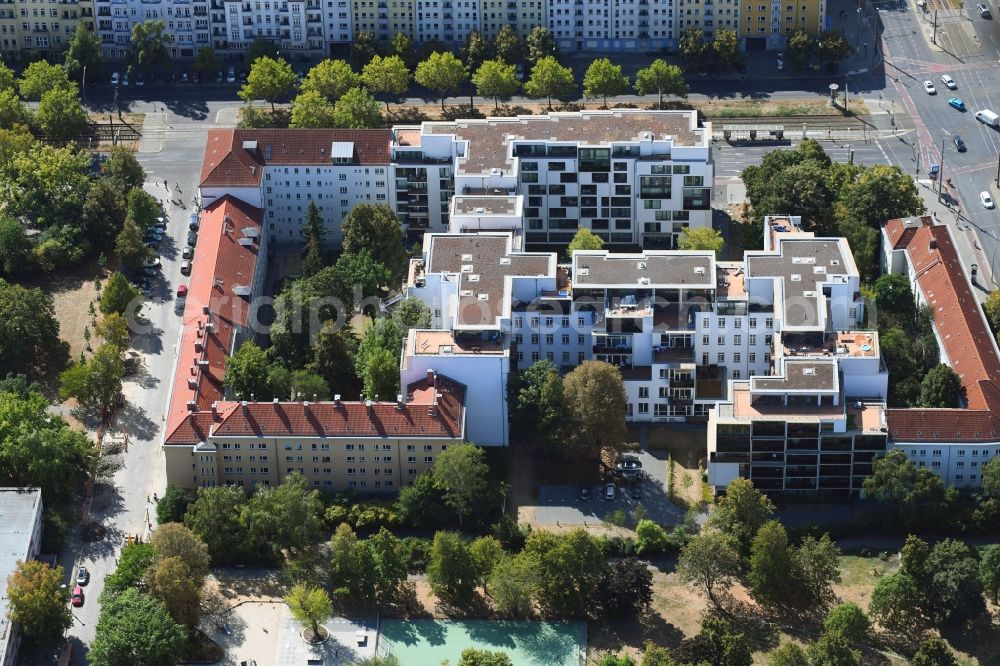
[[400, 536, 432, 574], [441, 105, 485, 120], [492, 515, 531, 551], [493, 105, 533, 117], [387, 106, 430, 123], [600, 535, 638, 557], [324, 500, 399, 534], [555, 102, 584, 112]]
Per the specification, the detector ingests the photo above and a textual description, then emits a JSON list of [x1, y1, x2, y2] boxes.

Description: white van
[[226, 65, 236, 84], [976, 109, 1000, 127]]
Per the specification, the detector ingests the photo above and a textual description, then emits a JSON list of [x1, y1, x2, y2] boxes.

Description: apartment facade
[[391, 109, 714, 248], [706, 216, 890, 496], [881, 216, 1000, 488], [0, 0, 93, 61], [93, 0, 211, 60], [546, 0, 676, 52], [741, 0, 825, 50], [212, 0, 341, 57]]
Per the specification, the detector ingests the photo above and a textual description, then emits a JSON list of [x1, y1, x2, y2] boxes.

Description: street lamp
[[856, 3, 863, 49]]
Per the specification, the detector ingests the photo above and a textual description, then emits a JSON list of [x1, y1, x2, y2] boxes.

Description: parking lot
[[529, 450, 688, 529]]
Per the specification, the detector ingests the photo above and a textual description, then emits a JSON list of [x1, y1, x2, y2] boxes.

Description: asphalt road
[[52, 107, 230, 665]]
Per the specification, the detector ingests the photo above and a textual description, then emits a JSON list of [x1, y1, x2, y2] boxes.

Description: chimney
[[186, 400, 197, 411], [395, 394, 404, 410], [211, 402, 218, 416], [929, 238, 938, 251], [334, 394, 341, 406], [273, 398, 279, 404], [365, 399, 373, 410]]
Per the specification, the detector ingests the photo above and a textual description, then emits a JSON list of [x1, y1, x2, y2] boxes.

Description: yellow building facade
[[741, 0, 825, 50], [0, 0, 94, 61]]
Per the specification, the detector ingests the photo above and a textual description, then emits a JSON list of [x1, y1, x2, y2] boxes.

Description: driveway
[[531, 450, 686, 528]]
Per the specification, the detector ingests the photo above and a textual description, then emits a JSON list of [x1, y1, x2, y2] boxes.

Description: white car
[[981, 191, 995, 208], [923, 80, 936, 94], [110, 71, 120, 86], [940, 74, 957, 89], [978, 2, 991, 17]]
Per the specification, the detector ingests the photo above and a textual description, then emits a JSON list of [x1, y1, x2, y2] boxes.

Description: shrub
[[441, 105, 485, 120], [493, 105, 533, 117]]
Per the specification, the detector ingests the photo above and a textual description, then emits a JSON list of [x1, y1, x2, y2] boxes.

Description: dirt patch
[[21, 258, 103, 363]]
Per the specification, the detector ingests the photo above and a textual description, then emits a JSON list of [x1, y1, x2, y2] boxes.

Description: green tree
[[332, 87, 384, 128], [526, 26, 557, 65], [396, 470, 449, 530], [248, 37, 281, 64], [239, 56, 297, 111], [367, 527, 409, 604], [59, 343, 123, 412], [917, 364, 962, 408], [868, 572, 923, 632], [807, 633, 859, 666], [823, 603, 870, 644], [6, 560, 72, 642], [428, 530, 479, 604], [0, 143, 91, 228], [911, 637, 958, 666], [486, 551, 540, 618], [329, 523, 369, 601], [65, 25, 104, 78], [922, 538, 986, 624], [415, 51, 468, 111], [0, 61, 14, 92], [712, 30, 740, 69], [634, 59, 689, 107], [0, 88, 29, 129], [194, 47, 219, 75], [676, 531, 740, 610], [984, 289, 1000, 332], [493, 26, 523, 66], [678, 227, 724, 257], [817, 30, 853, 70], [150, 522, 210, 582], [597, 556, 653, 619], [361, 347, 398, 401], [458, 649, 514, 666], [100, 272, 141, 316], [104, 542, 155, 595], [0, 280, 61, 375], [433, 442, 494, 526], [241, 473, 326, 560], [460, 30, 490, 105], [708, 477, 775, 557], [129, 20, 173, 76], [472, 59, 520, 110], [35, 86, 89, 143], [785, 29, 816, 71], [96, 312, 129, 349], [862, 449, 946, 529], [183, 486, 251, 564], [391, 32, 417, 68], [301, 201, 325, 277], [268, 367, 331, 401], [89, 588, 186, 666], [678, 27, 709, 70], [302, 59, 359, 101], [19, 61, 74, 101], [341, 203, 407, 282], [393, 297, 432, 330], [583, 58, 629, 107], [511, 359, 564, 448], [144, 556, 201, 628], [81, 180, 127, 251], [351, 31, 380, 67], [290, 90, 337, 128], [984, 456, 1000, 496], [525, 529, 607, 615], [362, 55, 411, 112], [839, 165, 923, 229], [309, 324, 361, 397], [156, 486, 195, 524], [794, 533, 841, 608], [524, 56, 574, 110], [563, 361, 627, 458], [224, 341, 272, 400], [746, 520, 794, 607], [699, 616, 753, 666], [768, 643, 809, 666], [468, 535, 504, 582], [566, 227, 604, 257], [102, 147, 146, 193], [0, 216, 33, 277], [115, 218, 150, 271], [126, 188, 160, 233], [635, 519, 670, 556], [286, 584, 332, 638]]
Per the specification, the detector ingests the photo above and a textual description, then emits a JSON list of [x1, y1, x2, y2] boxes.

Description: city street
[[56, 106, 234, 664]]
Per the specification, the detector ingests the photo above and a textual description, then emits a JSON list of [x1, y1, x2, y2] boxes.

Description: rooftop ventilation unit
[[477, 293, 489, 301], [694, 267, 706, 275], [803, 367, 816, 376], [468, 275, 480, 283], [638, 261, 647, 269], [638, 277, 650, 285], [490, 168, 503, 176], [461, 254, 473, 261], [475, 207, 486, 214], [460, 289, 474, 296], [242, 140, 258, 151], [790, 274, 802, 282], [578, 268, 589, 276], [233, 285, 251, 297], [461, 264, 474, 272]]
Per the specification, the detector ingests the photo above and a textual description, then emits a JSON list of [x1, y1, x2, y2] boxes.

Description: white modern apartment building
[[93, 0, 211, 60], [391, 109, 714, 248], [546, 0, 676, 52], [705, 215, 890, 496], [881, 215, 1000, 488]]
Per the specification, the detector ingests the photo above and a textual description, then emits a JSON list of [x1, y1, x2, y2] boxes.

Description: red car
[[71, 585, 84, 607], [176, 284, 188, 299]]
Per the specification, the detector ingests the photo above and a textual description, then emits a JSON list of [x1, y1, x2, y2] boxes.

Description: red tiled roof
[[164, 196, 263, 439], [200, 128, 392, 188], [883, 216, 1000, 442], [165, 409, 234, 445], [212, 375, 465, 439]]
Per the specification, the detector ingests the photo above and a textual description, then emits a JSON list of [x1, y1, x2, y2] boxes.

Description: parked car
[[176, 284, 188, 299], [580, 486, 591, 501], [631, 486, 641, 500], [981, 191, 995, 208], [181, 259, 192, 275], [153, 216, 167, 230], [141, 266, 159, 279], [182, 246, 193, 260], [121, 73, 129, 86], [604, 483, 616, 501], [948, 97, 966, 111], [141, 257, 161, 270], [977, 2, 991, 17], [215, 70, 224, 83], [110, 71, 120, 86], [71, 586, 84, 607], [187, 231, 198, 246], [940, 74, 957, 89], [135, 73, 144, 87], [76, 567, 89, 586], [954, 135, 967, 152], [189, 213, 200, 230], [180, 72, 189, 83], [923, 80, 936, 94]]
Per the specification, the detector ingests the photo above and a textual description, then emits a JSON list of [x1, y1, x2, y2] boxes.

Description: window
[[749, 353, 756, 363], [717, 336, 725, 345], [639, 387, 649, 398], [734, 353, 741, 362], [734, 335, 741, 345], [638, 402, 649, 414], [717, 353, 725, 363]]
